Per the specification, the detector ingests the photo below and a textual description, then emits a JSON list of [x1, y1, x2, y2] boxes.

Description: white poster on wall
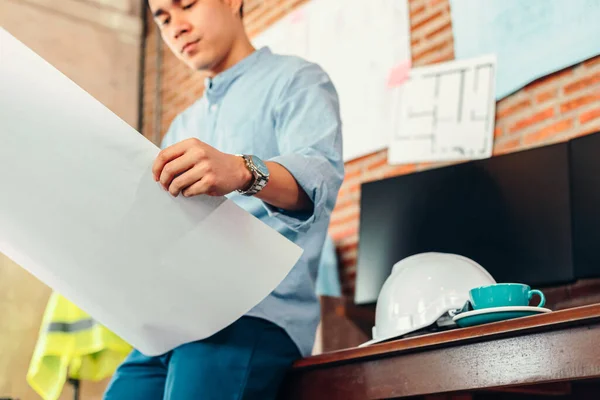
[[253, 0, 412, 162], [388, 54, 497, 164]]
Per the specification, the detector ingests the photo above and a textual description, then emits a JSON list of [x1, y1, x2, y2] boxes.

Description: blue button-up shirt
[[161, 47, 344, 357]]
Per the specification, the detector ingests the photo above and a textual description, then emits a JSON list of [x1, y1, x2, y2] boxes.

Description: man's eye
[[182, 1, 196, 10], [160, 18, 170, 26]]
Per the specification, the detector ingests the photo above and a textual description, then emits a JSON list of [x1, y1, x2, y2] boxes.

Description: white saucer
[[452, 305, 552, 322], [359, 306, 552, 347]]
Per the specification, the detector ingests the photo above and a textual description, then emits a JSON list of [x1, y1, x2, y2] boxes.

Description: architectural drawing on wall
[[252, 0, 412, 162], [450, 0, 600, 99], [388, 55, 497, 164]]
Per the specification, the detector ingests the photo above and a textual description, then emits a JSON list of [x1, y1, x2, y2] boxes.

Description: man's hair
[[146, 1, 244, 18]]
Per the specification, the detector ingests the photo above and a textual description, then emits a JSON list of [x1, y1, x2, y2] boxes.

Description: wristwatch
[[237, 154, 270, 196]]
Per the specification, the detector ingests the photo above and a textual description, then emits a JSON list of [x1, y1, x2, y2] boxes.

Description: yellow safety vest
[[27, 292, 132, 400]]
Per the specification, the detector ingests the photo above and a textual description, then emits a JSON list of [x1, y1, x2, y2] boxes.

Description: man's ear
[[223, 0, 243, 17]]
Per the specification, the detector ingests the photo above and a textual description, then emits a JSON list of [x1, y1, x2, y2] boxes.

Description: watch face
[[251, 155, 269, 176]]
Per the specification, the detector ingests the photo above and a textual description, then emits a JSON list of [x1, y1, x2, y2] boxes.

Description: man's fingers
[[168, 165, 208, 197], [182, 174, 216, 197], [159, 152, 197, 190], [152, 142, 187, 181]]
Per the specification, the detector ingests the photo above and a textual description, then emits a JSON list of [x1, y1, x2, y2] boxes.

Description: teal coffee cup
[[469, 283, 545, 310]]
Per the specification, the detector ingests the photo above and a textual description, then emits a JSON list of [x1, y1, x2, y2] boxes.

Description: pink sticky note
[[387, 60, 412, 88], [290, 9, 305, 24]]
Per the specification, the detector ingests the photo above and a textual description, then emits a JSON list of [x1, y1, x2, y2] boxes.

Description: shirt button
[[210, 104, 218, 112]]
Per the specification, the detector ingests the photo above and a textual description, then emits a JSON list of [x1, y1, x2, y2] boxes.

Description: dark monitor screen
[[570, 131, 600, 279], [355, 142, 573, 305]]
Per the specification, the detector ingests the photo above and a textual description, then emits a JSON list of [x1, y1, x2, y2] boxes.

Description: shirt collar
[[204, 46, 271, 102]]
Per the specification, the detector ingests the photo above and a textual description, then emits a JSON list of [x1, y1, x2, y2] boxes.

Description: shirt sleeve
[[264, 62, 345, 232]]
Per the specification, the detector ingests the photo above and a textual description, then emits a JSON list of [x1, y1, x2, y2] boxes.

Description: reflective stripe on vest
[[47, 318, 97, 333]]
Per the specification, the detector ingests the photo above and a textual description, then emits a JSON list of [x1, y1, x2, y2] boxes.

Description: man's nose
[[170, 15, 192, 40]]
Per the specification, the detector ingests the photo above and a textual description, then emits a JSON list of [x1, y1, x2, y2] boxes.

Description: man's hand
[[153, 138, 313, 212], [152, 138, 252, 197]]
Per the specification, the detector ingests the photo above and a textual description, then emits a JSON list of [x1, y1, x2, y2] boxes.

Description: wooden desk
[[280, 304, 600, 399]]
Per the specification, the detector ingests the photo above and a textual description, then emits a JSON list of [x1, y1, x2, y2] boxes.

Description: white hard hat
[[359, 252, 496, 347]]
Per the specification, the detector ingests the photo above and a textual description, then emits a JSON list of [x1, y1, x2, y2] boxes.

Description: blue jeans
[[103, 317, 301, 400]]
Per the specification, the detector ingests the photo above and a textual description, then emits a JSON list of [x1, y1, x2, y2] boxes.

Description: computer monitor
[[355, 142, 573, 305], [570, 131, 600, 279]]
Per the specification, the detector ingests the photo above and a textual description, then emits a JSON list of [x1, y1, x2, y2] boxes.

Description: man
[[103, 0, 344, 399]]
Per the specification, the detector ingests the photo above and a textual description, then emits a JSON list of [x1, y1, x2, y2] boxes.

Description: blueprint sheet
[[0, 28, 302, 356]]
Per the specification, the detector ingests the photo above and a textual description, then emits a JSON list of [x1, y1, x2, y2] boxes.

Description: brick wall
[[0, 1, 142, 398], [143, 0, 600, 298]]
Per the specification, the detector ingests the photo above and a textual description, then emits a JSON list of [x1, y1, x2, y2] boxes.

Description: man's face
[[148, 0, 241, 71]]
